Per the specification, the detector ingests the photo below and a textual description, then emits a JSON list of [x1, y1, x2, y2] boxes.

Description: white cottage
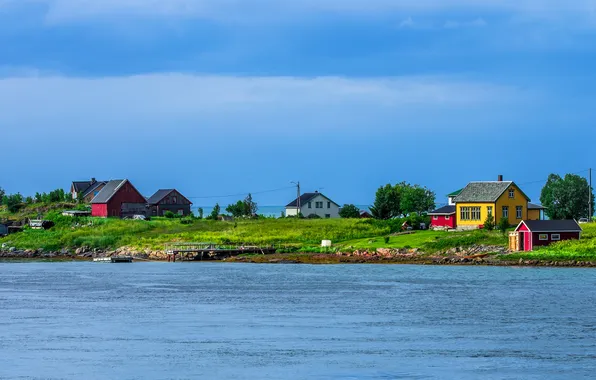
[[285, 191, 341, 218]]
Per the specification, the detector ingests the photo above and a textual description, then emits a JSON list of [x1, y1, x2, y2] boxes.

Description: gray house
[[147, 189, 193, 217]]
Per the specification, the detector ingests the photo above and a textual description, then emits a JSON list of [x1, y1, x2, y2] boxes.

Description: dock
[[164, 243, 276, 261]]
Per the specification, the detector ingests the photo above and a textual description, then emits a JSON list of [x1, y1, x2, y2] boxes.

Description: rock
[[8, 247, 16, 252]]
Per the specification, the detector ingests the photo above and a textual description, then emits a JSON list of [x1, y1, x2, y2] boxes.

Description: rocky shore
[[1, 245, 595, 267]]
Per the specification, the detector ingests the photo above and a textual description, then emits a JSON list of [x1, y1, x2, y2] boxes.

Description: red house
[[514, 220, 582, 251], [428, 206, 457, 229], [91, 179, 146, 218]]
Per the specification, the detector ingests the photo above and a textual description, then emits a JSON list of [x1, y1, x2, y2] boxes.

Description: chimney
[[498, 175, 503, 182], [91, 177, 96, 184]]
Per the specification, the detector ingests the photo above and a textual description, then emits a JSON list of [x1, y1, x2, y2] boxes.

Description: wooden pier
[[164, 243, 276, 261]]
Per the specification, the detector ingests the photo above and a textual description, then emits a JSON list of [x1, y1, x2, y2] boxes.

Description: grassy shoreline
[[2, 208, 596, 265]]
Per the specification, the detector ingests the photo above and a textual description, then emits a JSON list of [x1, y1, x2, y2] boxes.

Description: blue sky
[[1, 0, 596, 207]]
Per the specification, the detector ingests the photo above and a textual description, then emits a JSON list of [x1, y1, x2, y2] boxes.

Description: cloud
[[0, 0, 594, 24], [444, 17, 488, 29], [399, 16, 414, 28], [0, 73, 525, 137]]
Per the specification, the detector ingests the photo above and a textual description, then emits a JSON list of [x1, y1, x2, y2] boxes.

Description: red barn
[[91, 179, 146, 218], [514, 220, 582, 251], [428, 206, 457, 229]]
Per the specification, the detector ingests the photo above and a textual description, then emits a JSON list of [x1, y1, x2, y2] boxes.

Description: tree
[[3, 193, 24, 213], [339, 204, 361, 218], [498, 217, 510, 235], [370, 184, 401, 220], [484, 214, 495, 231], [0, 187, 4, 200], [540, 173, 594, 220], [226, 200, 246, 217], [244, 193, 258, 217], [209, 203, 221, 220], [400, 184, 436, 215], [198, 207, 204, 219]]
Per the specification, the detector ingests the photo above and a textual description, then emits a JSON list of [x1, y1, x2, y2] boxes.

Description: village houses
[[285, 191, 340, 218]]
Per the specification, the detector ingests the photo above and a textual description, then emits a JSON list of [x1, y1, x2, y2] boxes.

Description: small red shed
[[514, 220, 582, 251], [91, 179, 146, 218], [428, 206, 457, 229]]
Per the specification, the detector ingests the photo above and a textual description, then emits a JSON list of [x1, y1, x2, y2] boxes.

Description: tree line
[[0, 187, 70, 213]]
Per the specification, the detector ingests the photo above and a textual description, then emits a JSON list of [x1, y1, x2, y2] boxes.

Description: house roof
[[285, 192, 339, 208], [82, 181, 107, 198], [517, 220, 582, 232], [91, 180, 128, 204], [528, 202, 546, 210], [146, 189, 193, 205], [455, 181, 530, 203], [428, 205, 456, 215], [72, 181, 92, 192], [448, 189, 463, 197]]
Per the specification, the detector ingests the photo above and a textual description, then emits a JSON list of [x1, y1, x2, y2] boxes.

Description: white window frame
[[516, 206, 523, 219], [487, 206, 493, 216], [502, 206, 509, 218], [509, 189, 515, 198], [308, 202, 312, 209], [471, 207, 481, 221], [551, 234, 561, 241]]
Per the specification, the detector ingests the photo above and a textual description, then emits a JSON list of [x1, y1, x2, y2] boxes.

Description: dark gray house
[[147, 189, 193, 217]]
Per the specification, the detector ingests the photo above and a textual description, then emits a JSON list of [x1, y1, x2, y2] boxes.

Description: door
[[519, 232, 525, 251]]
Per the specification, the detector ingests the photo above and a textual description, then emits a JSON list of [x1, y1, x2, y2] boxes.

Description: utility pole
[[291, 181, 301, 217], [590, 168, 592, 222]]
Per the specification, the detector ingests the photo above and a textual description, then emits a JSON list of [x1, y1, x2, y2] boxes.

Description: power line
[[186, 185, 295, 200], [518, 169, 591, 187]]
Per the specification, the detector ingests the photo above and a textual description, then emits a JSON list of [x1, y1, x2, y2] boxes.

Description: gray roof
[[428, 205, 456, 215], [455, 181, 530, 203], [147, 189, 173, 205], [528, 203, 546, 210], [286, 192, 339, 208], [91, 180, 127, 204], [82, 181, 107, 198], [72, 181, 92, 192], [518, 220, 582, 232]]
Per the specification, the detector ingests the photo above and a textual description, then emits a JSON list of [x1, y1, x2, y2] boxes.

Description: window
[[316, 202, 323, 209], [433, 215, 438, 220], [502, 206, 509, 218], [539, 234, 548, 241], [327, 201, 331, 209], [325, 214, 331, 219], [308, 202, 312, 209], [487, 206, 493, 216], [177, 209, 184, 215], [445, 215, 450, 220], [516, 206, 523, 219], [460, 207, 471, 221], [471, 207, 481, 221], [173, 196, 178, 204], [509, 189, 515, 198], [551, 234, 561, 241]]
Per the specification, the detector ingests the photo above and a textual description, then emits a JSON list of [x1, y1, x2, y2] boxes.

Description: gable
[[496, 183, 531, 203], [300, 194, 339, 208]]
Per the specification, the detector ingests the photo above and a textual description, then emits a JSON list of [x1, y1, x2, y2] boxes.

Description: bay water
[[1, 263, 595, 379]]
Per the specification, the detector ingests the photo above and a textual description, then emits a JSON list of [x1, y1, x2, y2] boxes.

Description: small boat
[[93, 256, 133, 263]]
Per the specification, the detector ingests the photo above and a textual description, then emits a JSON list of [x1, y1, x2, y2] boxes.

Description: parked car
[[132, 215, 147, 221], [578, 218, 589, 224]]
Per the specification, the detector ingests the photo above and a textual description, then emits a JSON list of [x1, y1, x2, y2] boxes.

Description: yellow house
[[455, 180, 538, 229]]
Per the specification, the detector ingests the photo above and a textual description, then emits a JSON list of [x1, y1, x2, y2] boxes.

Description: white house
[[285, 191, 341, 218]]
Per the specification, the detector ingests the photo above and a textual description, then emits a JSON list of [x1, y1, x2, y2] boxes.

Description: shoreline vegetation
[[2, 204, 596, 266]]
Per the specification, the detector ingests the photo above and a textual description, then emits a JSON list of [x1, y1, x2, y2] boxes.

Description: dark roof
[[285, 192, 339, 207], [448, 189, 463, 197], [147, 189, 174, 204], [518, 220, 582, 232], [455, 181, 530, 203], [82, 181, 107, 198], [528, 203, 546, 210], [72, 181, 92, 192], [91, 180, 127, 204], [428, 205, 456, 215]]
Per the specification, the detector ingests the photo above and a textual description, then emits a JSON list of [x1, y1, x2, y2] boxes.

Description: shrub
[[384, 236, 390, 244], [484, 214, 495, 231], [498, 217, 510, 235], [307, 214, 321, 219], [164, 211, 175, 219]]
